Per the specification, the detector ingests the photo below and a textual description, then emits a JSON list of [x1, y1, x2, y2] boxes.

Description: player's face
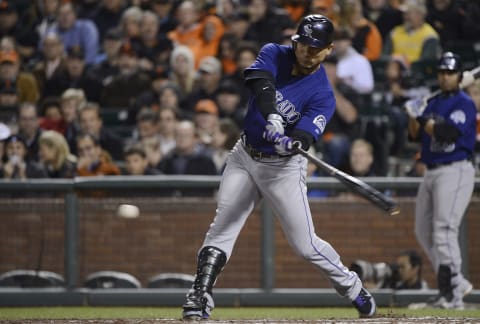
[[438, 70, 460, 92], [294, 42, 333, 74]]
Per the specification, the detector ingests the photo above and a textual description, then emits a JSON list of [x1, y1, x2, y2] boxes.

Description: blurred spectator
[[0, 50, 40, 104], [129, 108, 160, 145], [17, 102, 43, 162], [363, 0, 403, 41], [167, 1, 204, 67], [35, 0, 60, 41], [60, 88, 85, 155], [382, 0, 441, 64], [168, 45, 197, 103], [199, 13, 226, 60], [309, 0, 338, 22], [157, 106, 178, 156], [0, 122, 11, 169], [426, 0, 463, 48], [381, 55, 429, 156], [78, 102, 124, 161], [158, 120, 217, 175], [225, 11, 250, 41], [119, 5, 142, 42], [90, 0, 126, 42], [210, 117, 240, 174], [33, 32, 67, 99], [38, 130, 77, 178], [0, 1, 39, 61], [243, 0, 295, 47], [76, 132, 121, 176], [91, 28, 122, 78], [39, 96, 65, 134], [333, 28, 374, 95], [337, 0, 383, 61], [459, 0, 480, 41], [0, 78, 18, 124], [346, 138, 376, 176], [142, 136, 163, 169], [214, 79, 246, 128], [280, 0, 309, 23], [122, 144, 161, 175], [131, 10, 173, 73], [193, 99, 219, 146], [151, 0, 178, 33], [50, 2, 100, 65], [215, 0, 241, 27], [217, 33, 238, 76], [1, 134, 47, 179], [99, 41, 152, 108], [319, 57, 360, 169], [157, 82, 182, 112], [185, 56, 223, 114], [44, 46, 102, 101]]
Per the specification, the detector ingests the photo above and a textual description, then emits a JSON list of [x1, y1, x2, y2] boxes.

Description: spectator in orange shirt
[[337, 0, 383, 61], [76, 132, 121, 177]]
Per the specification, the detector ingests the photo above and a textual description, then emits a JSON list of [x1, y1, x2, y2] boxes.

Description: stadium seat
[[0, 269, 65, 288], [370, 58, 388, 84], [147, 273, 194, 288], [83, 271, 141, 289]]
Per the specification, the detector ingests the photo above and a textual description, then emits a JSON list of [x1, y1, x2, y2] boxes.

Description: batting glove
[[263, 114, 285, 142], [404, 97, 427, 119], [274, 135, 294, 155]]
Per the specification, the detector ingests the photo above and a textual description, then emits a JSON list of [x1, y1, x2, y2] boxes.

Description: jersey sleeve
[[244, 43, 280, 79], [292, 90, 336, 141]]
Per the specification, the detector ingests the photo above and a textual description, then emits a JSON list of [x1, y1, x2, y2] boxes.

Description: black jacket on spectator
[[43, 70, 102, 102], [99, 128, 124, 161]]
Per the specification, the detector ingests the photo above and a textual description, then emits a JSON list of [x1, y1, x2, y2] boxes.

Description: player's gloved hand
[[273, 135, 296, 155], [459, 70, 475, 89], [404, 97, 427, 118], [263, 114, 285, 142]]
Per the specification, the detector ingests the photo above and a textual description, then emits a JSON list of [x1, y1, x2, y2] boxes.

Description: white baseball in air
[[117, 204, 140, 219]]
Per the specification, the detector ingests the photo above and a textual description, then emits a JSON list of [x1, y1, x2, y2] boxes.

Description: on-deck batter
[[408, 52, 476, 309], [182, 15, 376, 320]]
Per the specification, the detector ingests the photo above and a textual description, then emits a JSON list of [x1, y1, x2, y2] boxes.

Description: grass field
[[1, 307, 480, 323]]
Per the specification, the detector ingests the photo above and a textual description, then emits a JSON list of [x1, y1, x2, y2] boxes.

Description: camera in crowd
[[350, 259, 400, 289]]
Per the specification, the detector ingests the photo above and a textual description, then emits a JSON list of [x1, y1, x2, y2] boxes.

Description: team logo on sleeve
[[313, 115, 326, 133], [450, 110, 466, 124]]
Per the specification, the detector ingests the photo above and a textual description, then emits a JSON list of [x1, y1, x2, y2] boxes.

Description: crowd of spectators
[[0, 0, 479, 186]]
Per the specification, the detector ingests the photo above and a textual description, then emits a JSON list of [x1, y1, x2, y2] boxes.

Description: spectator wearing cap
[[99, 41, 152, 108], [243, 0, 295, 47], [131, 10, 173, 74], [337, 0, 383, 61], [193, 99, 219, 146], [92, 27, 123, 68], [33, 32, 67, 98], [382, 0, 441, 64], [49, 2, 100, 65], [43, 46, 102, 101], [1, 134, 47, 179], [184, 56, 223, 116], [214, 79, 245, 128], [0, 78, 18, 123], [0, 1, 39, 61], [333, 28, 374, 95], [0, 50, 40, 104], [17, 102, 43, 162], [89, 0, 126, 42]]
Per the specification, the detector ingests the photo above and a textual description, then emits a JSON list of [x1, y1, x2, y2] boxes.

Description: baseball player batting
[[182, 15, 376, 320], [407, 52, 475, 309]]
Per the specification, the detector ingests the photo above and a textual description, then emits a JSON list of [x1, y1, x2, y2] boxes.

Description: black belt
[[241, 134, 293, 159], [426, 158, 473, 170]]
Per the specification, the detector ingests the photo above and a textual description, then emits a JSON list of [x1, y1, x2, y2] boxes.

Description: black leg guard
[[437, 264, 453, 301], [182, 246, 227, 320]]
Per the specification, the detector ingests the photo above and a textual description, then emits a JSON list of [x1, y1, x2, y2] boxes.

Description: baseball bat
[[294, 144, 400, 216]]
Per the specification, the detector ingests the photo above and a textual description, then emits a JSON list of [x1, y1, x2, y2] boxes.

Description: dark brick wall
[[0, 196, 478, 290]]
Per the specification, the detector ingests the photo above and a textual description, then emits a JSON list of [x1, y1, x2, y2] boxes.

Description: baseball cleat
[[352, 287, 376, 318], [182, 291, 214, 320]]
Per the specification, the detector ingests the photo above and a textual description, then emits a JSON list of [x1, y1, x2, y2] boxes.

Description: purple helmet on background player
[[437, 51, 463, 81], [291, 14, 334, 49]]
